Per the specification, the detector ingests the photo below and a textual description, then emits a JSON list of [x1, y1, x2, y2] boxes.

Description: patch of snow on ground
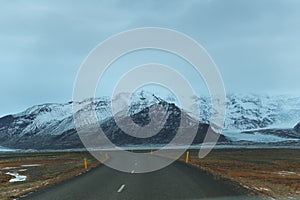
[[6, 172, 27, 182], [2, 164, 41, 171], [253, 186, 271, 192], [2, 167, 19, 170], [21, 164, 41, 167], [278, 171, 296, 176]]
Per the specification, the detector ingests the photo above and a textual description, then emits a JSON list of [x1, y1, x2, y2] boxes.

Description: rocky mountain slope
[[0, 92, 299, 150], [197, 94, 300, 130], [0, 96, 226, 149]]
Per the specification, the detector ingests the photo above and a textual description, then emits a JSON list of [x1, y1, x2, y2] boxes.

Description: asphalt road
[[21, 153, 259, 200]]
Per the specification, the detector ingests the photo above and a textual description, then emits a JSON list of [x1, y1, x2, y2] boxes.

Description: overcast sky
[[0, 0, 300, 116]]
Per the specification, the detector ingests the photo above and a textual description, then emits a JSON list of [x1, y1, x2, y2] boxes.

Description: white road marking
[[131, 170, 135, 174], [117, 184, 125, 193]]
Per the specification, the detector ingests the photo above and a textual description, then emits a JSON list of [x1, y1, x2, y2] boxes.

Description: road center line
[[131, 170, 135, 173], [117, 184, 125, 193]]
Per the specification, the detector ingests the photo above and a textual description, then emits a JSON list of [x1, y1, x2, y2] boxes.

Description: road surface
[[21, 153, 258, 200]]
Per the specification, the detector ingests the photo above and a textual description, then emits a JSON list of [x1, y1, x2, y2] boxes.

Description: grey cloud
[[0, 0, 300, 116]]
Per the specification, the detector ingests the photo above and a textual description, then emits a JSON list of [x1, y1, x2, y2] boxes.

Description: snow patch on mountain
[[0, 146, 15, 152], [222, 130, 300, 143], [195, 94, 300, 130]]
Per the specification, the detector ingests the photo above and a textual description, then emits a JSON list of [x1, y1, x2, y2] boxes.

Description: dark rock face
[[0, 129, 83, 150], [294, 122, 300, 133], [101, 102, 228, 147]]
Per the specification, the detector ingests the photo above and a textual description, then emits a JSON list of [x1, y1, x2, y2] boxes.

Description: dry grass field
[[179, 148, 300, 199], [0, 152, 102, 200]]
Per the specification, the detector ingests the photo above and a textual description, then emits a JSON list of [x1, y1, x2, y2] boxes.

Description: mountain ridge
[[0, 92, 299, 150]]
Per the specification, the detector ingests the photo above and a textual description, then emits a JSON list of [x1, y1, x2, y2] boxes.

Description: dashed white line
[[131, 170, 135, 174], [117, 184, 126, 193]]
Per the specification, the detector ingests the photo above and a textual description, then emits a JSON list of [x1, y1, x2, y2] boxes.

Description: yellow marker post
[[185, 151, 189, 164], [150, 150, 153, 155], [84, 158, 88, 170]]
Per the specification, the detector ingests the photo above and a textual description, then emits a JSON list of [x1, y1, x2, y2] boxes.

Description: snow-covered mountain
[[0, 93, 227, 149], [197, 94, 300, 130], [0, 92, 299, 149]]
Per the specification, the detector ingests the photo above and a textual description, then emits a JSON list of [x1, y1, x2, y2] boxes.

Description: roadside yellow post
[[185, 151, 189, 164], [84, 158, 88, 170], [150, 150, 153, 155]]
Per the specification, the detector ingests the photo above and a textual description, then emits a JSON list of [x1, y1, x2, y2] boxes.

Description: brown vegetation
[[180, 148, 300, 199], [0, 152, 102, 200]]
